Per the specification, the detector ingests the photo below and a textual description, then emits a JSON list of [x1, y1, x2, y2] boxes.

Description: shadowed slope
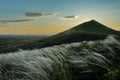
[[71, 20, 120, 35]]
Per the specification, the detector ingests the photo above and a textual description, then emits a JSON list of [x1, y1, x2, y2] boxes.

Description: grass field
[[0, 35, 120, 80]]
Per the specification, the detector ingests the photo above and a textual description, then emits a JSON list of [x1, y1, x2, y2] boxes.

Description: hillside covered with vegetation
[[0, 35, 120, 80]]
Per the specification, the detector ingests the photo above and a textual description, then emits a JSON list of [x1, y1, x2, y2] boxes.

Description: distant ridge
[[0, 20, 120, 53]]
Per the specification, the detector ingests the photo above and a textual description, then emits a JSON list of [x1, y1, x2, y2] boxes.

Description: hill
[[71, 20, 120, 35], [0, 20, 120, 53]]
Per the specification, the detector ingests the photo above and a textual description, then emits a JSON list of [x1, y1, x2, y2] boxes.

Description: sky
[[0, 0, 120, 34]]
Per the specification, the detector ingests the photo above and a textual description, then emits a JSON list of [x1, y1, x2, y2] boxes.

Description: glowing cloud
[[25, 12, 56, 18], [61, 15, 79, 20]]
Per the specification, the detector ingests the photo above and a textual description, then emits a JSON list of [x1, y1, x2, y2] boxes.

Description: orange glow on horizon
[[0, 19, 119, 35]]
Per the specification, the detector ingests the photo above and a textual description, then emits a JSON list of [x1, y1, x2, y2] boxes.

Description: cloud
[[0, 19, 33, 24], [61, 15, 79, 20], [25, 12, 56, 18], [0, 24, 7, 27]]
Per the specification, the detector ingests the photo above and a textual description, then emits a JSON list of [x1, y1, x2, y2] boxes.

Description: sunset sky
[[0, 0, 120, 34]]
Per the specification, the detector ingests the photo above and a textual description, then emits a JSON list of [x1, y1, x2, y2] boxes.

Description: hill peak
[[84, 19, 101, 24], [89, 19, 99, 23], [89, 19, 96, 22], [70, 20, 119, 35], [71, 19, 107, 30]]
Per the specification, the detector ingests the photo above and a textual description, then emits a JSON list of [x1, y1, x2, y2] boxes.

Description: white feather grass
[[0, 35, 119, 80]]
